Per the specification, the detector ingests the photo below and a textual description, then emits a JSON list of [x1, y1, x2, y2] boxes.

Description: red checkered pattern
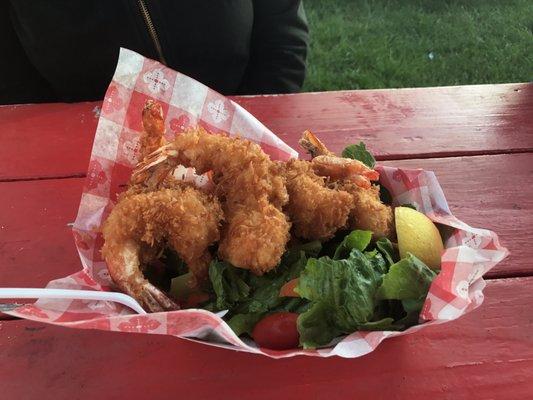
[[7, 49, 508, 359]]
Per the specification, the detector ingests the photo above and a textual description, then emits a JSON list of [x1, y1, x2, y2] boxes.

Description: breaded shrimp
[[277, 131, 383, 241], [101, 100, 223, 312], [280, 160, 353, 240], [298, 130, 394, 239], [102, 186, 223, 312], [332, 181, 394, 238], [300, 130, 379, 189], [134, 128, 291, 274]]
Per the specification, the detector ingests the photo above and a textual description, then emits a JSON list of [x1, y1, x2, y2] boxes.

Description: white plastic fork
[[0, 288, 147, 314]]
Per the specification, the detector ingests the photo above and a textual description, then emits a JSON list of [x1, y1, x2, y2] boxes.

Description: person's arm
[[238, 0, 309, 95]]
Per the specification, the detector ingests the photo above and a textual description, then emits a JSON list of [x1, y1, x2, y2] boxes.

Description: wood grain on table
[[1, 83, 531, 180], [1, 83, 532, 399], [1, 153, 530, 289], [1, 277, 531, 399]]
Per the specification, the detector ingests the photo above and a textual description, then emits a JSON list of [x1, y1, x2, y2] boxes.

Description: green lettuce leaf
[[297, 302, 342, 349], [377, 254, 437, 300], [375, 237, 397, 266], [227, 313, 264, 337], [333, 230, 372, 259], [208, 261, 250, 310], [229, 298, 310, 338], [210, 234, 437, 346], [272, 297, 310, 313], [296, 250, 384, 347], [295, 240, 322, 258], [342, 142, 376, 168], [402, 298, 425, 314], [364, 249, 388, 274], [235, 250, 308, 314], [208, 238, 319, 331], [208, 241, 313, 314], [359, 317, 397, 331]]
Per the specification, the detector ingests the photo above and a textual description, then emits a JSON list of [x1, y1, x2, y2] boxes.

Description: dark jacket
[[1, 0, 308, 104]]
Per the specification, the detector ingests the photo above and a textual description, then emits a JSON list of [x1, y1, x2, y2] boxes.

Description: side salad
[[151, 142, 442, 350], [192, 230, 437, 349]]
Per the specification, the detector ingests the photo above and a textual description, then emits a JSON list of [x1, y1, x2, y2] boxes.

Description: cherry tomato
[[279, 278, 300, 297], [252, 312, 299, 350]]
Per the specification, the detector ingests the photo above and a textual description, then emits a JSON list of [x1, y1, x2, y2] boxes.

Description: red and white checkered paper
[[8, 48, 509, 358]]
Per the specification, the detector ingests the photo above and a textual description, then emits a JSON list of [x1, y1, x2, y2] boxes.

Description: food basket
[[5, 49, 508, 358]]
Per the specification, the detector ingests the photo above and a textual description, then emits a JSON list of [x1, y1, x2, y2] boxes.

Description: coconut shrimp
[[334, 180, 394, 239], [280, 159, 353, 240], [101, 101, 223, 312], [299, 130, 394, 239], [300, 130, 380, 189], [133, 127, 291, 275], [102, 186, 223, 312], [278, 131, 383, 241]]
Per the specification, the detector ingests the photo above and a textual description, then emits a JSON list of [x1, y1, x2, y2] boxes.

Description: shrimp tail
[[131, 144, 180, 189], [299, 130, 334, 157], [139, 100, 167, 161], [141, 282, 181, 311]]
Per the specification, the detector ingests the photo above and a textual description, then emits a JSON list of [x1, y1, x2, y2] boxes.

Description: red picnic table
[[1, 83, 532, 399]]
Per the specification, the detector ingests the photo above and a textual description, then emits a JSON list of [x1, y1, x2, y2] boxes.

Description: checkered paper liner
[[7, 49, 509, 358]]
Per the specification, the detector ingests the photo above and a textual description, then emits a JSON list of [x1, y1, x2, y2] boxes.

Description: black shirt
[[1, 0, 308, 104]]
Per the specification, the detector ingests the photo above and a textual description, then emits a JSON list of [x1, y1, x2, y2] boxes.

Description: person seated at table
[[0, 0, 309, 104]]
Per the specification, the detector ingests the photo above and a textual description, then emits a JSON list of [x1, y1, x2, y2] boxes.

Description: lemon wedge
[[395, 206, 444, 269]]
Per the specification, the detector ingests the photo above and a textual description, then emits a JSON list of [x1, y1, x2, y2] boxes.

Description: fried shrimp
[[102, 185, 223, 312], [278, 132, 382, 241], [300, 130, 379, 189], [338, 181, 394, 238], [298, 130, 394, 239], [102, 99, 395, 313], [133, 128, 291, 274], [280, 160, 353, 240], [101, 100, 223, 312]]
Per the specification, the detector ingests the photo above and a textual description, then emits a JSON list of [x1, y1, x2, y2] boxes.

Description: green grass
[[302, 0, 533, 91]]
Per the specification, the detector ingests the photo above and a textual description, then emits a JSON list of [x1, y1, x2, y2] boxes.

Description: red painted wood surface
[[237, 83, 533, 159], [1, 83, 532, 180], [1, 85, 532, 399], [0, 102, 98, 181], [382, 153, 532, 278], [0, 178, 84, 288], [0, 153, 530, 291], [1, 277, 531, 399]]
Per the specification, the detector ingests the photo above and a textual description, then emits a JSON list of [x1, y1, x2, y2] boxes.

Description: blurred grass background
[[302, 0, 533, 91]]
